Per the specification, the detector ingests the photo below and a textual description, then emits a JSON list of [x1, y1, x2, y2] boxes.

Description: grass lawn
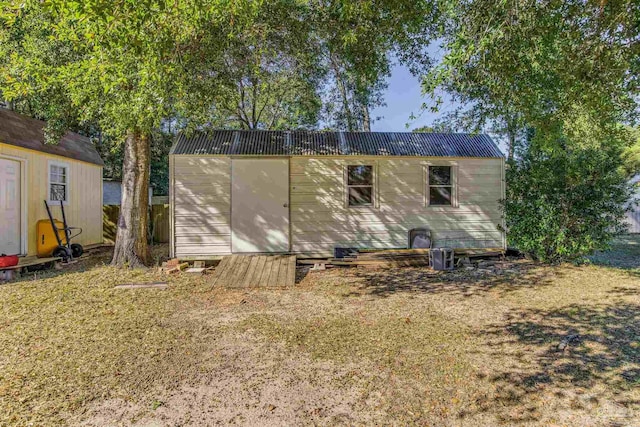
[[1, 240, 639, 426]]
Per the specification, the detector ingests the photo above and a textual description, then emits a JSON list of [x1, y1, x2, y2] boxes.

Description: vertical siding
[[0, 143, 103, 256], [172, 156, 231, 257], [625, 209, 640, 233], [290, 157, 505, 256]]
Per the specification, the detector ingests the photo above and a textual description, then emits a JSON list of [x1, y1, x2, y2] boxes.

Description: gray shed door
[[231, 159, 289, 253]]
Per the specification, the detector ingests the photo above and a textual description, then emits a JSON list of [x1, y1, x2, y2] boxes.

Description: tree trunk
[[330, 55, 354, 131], [505, 116, 519, 162], [111, 130, 151, 267], [338, 80, 354, 131], [362, 104, 371, 132], [507, 131, 515, 162]]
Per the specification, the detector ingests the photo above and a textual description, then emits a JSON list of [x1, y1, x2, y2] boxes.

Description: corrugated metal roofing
[[171, 130, 503, 158]]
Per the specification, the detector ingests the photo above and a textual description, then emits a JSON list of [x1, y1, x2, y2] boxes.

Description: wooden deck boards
[[0, 256, 62, 271], [210, 255, 296, 288]]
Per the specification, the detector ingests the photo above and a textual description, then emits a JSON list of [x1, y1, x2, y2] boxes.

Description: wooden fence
[[103, 205, 119, 244], [150, 203, 170, 243], [103, 197, 170, 244]]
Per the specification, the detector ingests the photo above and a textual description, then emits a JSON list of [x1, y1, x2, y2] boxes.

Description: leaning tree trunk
[[507, 131, 515, 162], [362, 104, 371, 132], [330, 55, 354, 131], [111, 130, 151, 267]]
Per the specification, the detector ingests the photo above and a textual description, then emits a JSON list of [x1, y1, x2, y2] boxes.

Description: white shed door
[[231, 158, 289, 253], [0, 158, 21, 255]]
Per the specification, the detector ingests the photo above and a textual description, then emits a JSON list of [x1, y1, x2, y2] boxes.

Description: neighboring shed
[[624, 175, 640, 233], [103, 180, 153, 205], [0, 109, 104, 256], [169, 130, 506, 259]]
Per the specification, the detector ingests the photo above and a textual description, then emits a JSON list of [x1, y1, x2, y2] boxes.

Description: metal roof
[[171, 130, 503, 158], [0, 109, 104, 166]]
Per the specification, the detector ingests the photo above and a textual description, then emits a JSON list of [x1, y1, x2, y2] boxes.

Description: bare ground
[[1, 241, 639, 426]]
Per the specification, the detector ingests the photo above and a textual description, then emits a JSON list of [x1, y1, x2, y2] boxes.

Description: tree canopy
[[423, 0, 639, 156], [0, 0, 440, 266], [419, 0, 639, 259], [1, 0, 270, 265]]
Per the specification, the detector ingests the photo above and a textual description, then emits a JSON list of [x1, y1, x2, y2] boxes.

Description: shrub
[[503, 127, 633, 263]]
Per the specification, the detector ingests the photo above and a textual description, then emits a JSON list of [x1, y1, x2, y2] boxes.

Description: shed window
[[428, 166, 452, 206], [347, 165, 373, 206], [49, 162, 69, 203]]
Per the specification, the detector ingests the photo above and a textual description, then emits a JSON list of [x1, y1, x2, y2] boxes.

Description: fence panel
[[103, 204, 170, 244], [103, 205, 119, 244], [151, 204, 170, 243]]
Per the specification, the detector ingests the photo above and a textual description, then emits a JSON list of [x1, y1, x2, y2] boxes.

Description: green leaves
[[419, 1, 639, 251], [621, 127, 640, 177], [2, 0, 259, 138], [2, 0, 443, 137], [425, 0, 639, 131], [504, 119, 633, 262]]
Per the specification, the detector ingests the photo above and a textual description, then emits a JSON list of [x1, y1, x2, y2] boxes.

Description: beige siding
[[171, 155, 505, 258], [172, 156, 231, 257], [290, 157, 504, 256], [0, 143, 103, 256]]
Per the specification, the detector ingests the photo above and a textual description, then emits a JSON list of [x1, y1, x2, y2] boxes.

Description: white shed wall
[[170, 155, 505, 258], [172, 156, 231, 257], [624, 210, 640, 234], [289, 157, 505, 256]]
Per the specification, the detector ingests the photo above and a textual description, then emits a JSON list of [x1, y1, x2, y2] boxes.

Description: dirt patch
[[77, 331, 385, 426]]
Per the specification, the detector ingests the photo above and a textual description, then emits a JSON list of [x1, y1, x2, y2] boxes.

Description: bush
[[503, 128, 632, 263]]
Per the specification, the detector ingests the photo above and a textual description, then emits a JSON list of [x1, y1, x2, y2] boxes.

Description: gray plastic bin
[[430, 248, 454, 271]]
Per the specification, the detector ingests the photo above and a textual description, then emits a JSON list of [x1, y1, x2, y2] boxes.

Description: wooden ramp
[[211, 255, 296, 288]]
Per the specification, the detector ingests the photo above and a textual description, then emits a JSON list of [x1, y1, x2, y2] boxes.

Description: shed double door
[[231, 158, 290, 253], [0, 158, 21, 255]]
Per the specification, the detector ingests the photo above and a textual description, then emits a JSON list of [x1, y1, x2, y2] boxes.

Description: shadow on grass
[[589, 235, 640, 271], [608, 286, 640, 297], [466, 303, 640, 423], [295, 265, 311, 284], [343, 261, 558, 298], [11, 244, 170, 285], [11, 249, 113, 284]]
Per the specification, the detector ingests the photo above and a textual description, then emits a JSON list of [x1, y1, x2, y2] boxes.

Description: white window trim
[[344, 163, 378, 208], [424, 163, 458, 208], [48, 160, 70, 205]]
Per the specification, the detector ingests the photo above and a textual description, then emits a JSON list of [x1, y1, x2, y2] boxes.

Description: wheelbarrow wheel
[[71, 243, 84, 258], [52, 246, 71, 261]]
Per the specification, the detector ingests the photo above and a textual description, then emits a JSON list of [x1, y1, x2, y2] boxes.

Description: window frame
[[425, 163, 458, 208], [344, 163, 376, 208], [47, 160, 70, 205]]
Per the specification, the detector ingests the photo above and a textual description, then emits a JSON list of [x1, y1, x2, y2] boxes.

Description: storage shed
[[0, 109, 104, 256], [103, 179, 153, 206], [169, 131, 505, 259], [624, 174, 640, 234]]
